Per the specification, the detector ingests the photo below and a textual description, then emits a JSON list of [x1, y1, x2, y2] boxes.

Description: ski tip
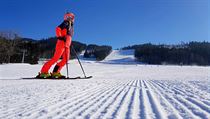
[[85, 76, 93, 79]]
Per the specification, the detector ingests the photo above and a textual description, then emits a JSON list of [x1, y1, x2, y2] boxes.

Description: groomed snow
[[102, 50, 137, 64], [0, 50, 210, 119]]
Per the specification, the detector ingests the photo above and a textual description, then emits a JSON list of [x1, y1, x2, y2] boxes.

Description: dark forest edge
[[0, 34, 112, 64], [0, 32, 209, 66], [123, 42, 210, 66]]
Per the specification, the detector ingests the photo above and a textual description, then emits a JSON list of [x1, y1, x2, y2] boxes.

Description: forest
[[0, 32, 209, 65], [0, 32, 112, 64], [123, 42, 210, 66]]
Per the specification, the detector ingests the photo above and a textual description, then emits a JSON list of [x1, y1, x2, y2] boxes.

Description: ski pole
[[71, 45, 87, 78], [65, 47, 69, 78]]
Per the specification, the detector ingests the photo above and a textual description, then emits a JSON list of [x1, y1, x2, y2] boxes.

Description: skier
[[36, 12, 75, 78]]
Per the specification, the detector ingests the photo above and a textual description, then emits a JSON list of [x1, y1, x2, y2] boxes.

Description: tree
[[84, 44, 112, 61], [134, 42, 210, 66]]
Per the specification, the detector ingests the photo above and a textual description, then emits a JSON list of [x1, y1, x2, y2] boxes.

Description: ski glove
[[57, 36, 66, 42]]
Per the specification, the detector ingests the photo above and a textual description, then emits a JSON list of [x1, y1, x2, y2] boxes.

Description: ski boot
[[51, 72, 66, 79], [36, 72, 51, 79]]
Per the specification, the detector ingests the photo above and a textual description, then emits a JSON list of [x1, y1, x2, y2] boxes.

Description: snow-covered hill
[[102, 49, 137, 64], [0, 50, 210, 119]]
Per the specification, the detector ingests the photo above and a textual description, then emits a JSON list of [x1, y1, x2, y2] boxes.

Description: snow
[[102, 49, 137, 64], [0, 50, 210, 119]]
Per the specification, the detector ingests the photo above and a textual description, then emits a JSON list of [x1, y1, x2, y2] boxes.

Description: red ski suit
[[41, 20, 73, 73]]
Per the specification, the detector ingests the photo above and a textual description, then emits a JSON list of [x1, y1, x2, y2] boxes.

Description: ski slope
[[0, 50, 210, 119], [102, 50, 137, 64]]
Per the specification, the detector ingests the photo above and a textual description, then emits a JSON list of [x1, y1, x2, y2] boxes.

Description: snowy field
[[0, 50, 210, 119]]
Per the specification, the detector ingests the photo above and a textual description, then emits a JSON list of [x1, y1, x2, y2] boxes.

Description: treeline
[[0, 31, 113, 64], [124, 42, 210, 66], [37, 37, 87, 59], [84, 44, 112, 61], [0, 37, 39, 64], [0, 36, 88, 64]]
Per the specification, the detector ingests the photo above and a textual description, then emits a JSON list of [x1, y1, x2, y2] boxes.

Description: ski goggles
[[64, 15, 74, 21], [64, 12, 75, 22], [65, 16, 73, 21]]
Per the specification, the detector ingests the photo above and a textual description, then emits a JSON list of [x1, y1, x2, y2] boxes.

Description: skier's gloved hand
[[57, 36, 66, 42]]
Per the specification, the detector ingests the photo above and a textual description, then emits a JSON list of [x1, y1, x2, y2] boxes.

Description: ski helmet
[[64, 12, 75, 22]]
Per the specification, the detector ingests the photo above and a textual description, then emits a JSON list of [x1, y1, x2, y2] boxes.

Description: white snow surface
[[0, 50, 210, 119], [102, 49, 137, 64]]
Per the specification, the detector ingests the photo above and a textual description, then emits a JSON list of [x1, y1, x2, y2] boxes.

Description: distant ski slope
[[102, 49, 137, 64], [0, 50, 210, 119]]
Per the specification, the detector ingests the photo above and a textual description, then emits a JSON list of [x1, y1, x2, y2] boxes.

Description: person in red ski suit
[[37, 12, 75, 78]]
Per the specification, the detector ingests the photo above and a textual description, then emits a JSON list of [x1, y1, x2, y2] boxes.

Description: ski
[[21, 76, 92, 80]]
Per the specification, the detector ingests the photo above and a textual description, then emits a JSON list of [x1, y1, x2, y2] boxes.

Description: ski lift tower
[[21, 49, 27, 63]]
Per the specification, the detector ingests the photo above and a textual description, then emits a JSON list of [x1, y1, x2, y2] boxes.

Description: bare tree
[[0, 31, 20, 63]]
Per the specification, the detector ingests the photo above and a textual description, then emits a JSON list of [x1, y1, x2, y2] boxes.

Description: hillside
[[102, 50, 137, 64]]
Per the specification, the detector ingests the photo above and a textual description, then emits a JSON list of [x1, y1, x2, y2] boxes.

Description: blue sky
[[0, 0, 209, 48]]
